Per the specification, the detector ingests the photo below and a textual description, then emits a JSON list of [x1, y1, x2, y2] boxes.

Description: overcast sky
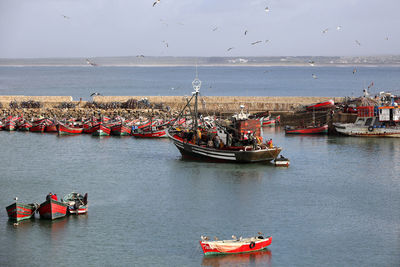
[[0, 0, 399, 58]]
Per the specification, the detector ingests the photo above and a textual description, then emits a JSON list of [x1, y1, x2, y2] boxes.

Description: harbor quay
[[0, 95, 355, 128]]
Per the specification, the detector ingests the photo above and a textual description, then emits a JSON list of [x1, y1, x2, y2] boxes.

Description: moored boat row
[[5, 192, 88, 222]]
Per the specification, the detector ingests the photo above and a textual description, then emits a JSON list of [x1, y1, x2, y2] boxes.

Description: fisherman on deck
[[267, 139, 273, 148]]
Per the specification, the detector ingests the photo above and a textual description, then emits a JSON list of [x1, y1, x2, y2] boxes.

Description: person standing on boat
[[267, 139, 273, 148]]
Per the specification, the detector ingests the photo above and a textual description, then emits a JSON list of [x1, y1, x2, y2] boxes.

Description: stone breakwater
[[1, 95, 353, 126]]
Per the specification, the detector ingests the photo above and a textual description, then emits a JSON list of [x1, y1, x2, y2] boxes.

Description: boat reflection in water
[[201, 249, 271, 267]]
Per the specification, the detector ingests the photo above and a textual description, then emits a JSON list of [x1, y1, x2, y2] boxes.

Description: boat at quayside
[[334, 92, 400, 137], [168, 76, 282, 163]]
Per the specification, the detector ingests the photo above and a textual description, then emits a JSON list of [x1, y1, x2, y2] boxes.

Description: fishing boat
[[285, 124, 328, 134], [334, 105, 400, 137], [6, 198, 39, 222], [200, 234, 272, 255], [62, 192, 88, 215], [111, 123, 132, 136], [168, 76, 282, 163], [29, 123, 46, 133], [18, 121, 33, 131], [4, 120, 17, 131], [57, 123, 83, 135], [45, 122, 58, 132], [91, 123, 111, 136], [261, 115, 280, 127], [306, 99, 335, 111], [132, 128, 167, 138], [38, 195, 68, 220]]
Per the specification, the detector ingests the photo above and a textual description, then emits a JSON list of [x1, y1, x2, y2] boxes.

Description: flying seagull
[[336, 26, 342, 31], [162, 40, 169, 48], [355, 40, 361, 46], [265, 39, 269, 43], [312, 74, 318, 79], [322, 28, 329, 34], [90, 92, 102, 97], [244, 30, 248, 35], [265, 7, 270, 13], [353, 68, 357, 74], [153, 0, 160, 7], [227, 47, 234, 51], [212, 27, 218, 32], [86, 59, 97, 66], [62, 15, 70, 19], [385, 36, 389, 40], [251, 40, 262, 45]]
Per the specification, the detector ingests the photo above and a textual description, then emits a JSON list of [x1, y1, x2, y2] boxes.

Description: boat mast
[[192, 72, 201, 131]]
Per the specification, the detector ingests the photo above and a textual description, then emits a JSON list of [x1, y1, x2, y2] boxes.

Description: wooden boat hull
[[111, 124, 132, 136], [45, 124, 58, 132], [92, 124, 111, 136], [306, 99, 335, 111], [200, 236, 272, 255], [4, 121, 17, 131], [6, 202, 38, 222], [57, 124, 83, 135], [334, 124, 400, 137], [285, 125, 328, 134], [38, 199, 68, 220], [18, 122, 33, 131], [169, 133, 281, 163], [30, 124, 45, 133], [132, 129, 167, 138]]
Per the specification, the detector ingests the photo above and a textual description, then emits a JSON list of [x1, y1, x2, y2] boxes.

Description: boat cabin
[[354, 105, 400, 128]]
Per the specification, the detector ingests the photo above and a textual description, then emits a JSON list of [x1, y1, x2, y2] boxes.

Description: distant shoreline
[[1, 63, 400, 67], [1, 55, 399, 67]]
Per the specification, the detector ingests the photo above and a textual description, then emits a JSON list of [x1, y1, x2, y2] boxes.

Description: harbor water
[[0, 128, 399, 266], [0, 66, 399, 266]]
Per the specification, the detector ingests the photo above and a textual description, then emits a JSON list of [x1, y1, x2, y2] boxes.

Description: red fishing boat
[[6, 198, 39, 222], [132, 128, 167, 138], [91, 123, 111, 136], [38, 194, 68, 220], [111, 123, 132, 136], [4, 120, 17, 131], [261, 115, 280, 127], [306, 99, 335, 111], [200, 234, 272, 255], [57, 123, 83, 135], [18, 121, 33, 131], [285, 124, 328, 134], [29, 123, 46, 133]]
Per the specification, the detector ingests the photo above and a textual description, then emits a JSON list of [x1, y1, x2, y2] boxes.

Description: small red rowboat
[[29, 123, 46, 133], [57, 123, 83, 135], [200, 235, 272, 255], [6, 200, 39, 222], [306, 99, 335, 111], [38, 197, 68, 220], [132, 128, 167, 138], [285, 124, 328, 134]]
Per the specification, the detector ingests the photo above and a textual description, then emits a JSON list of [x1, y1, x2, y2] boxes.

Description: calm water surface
[[0, 128, 399, 266], [1, 66, 400, 99]]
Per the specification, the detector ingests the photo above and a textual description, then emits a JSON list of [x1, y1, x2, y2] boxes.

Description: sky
[[0, 0, 399, 58]]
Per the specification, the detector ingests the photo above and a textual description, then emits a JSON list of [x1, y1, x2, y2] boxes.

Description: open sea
[[0, 66, 399, 266]]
